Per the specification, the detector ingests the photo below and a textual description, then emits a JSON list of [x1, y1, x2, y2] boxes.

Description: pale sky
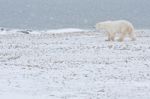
[[0, 0, 149, 30]]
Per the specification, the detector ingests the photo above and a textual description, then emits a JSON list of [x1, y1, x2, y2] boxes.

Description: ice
[[0, 28, 150, 99]]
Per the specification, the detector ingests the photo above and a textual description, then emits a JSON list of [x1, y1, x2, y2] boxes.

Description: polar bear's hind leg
[[127, 25, 136, 41], [110, 32, 116, 41], [128, 32, 136, 41], [118, 32, 127, 42]]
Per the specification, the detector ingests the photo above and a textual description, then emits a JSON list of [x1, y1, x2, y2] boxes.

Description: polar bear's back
[[111, 20, 134, 33], [113, 20, 133, 27]]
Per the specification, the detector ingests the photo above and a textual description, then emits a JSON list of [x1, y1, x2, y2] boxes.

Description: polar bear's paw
[[105, 39, 111, 41], [117, 38, 124, 42], [131, 38, 136, 41]]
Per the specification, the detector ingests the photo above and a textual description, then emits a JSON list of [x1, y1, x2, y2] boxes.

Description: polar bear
[[95, 20, 136, 41]]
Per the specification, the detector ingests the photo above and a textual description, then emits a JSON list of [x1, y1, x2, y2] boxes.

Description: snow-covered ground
[[0, 28, 150, 99]]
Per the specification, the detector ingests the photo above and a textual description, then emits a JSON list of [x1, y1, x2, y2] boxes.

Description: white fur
[[95, 20, 136, 41]]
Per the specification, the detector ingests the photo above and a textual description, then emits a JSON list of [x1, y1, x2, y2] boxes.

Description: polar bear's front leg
[[118, 32, 127, 42], [105, 32, 111, 41], [106, 32, 115, 41]]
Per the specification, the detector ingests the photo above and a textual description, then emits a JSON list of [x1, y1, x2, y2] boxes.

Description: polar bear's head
[[95, 21, 112, 30]]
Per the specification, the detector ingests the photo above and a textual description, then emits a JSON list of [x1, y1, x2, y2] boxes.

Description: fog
[[0, 0, 149, 30]]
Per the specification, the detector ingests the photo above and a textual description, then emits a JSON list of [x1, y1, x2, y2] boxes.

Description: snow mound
[[46, 28, 87, 34], [0, 28, 88, 35]]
